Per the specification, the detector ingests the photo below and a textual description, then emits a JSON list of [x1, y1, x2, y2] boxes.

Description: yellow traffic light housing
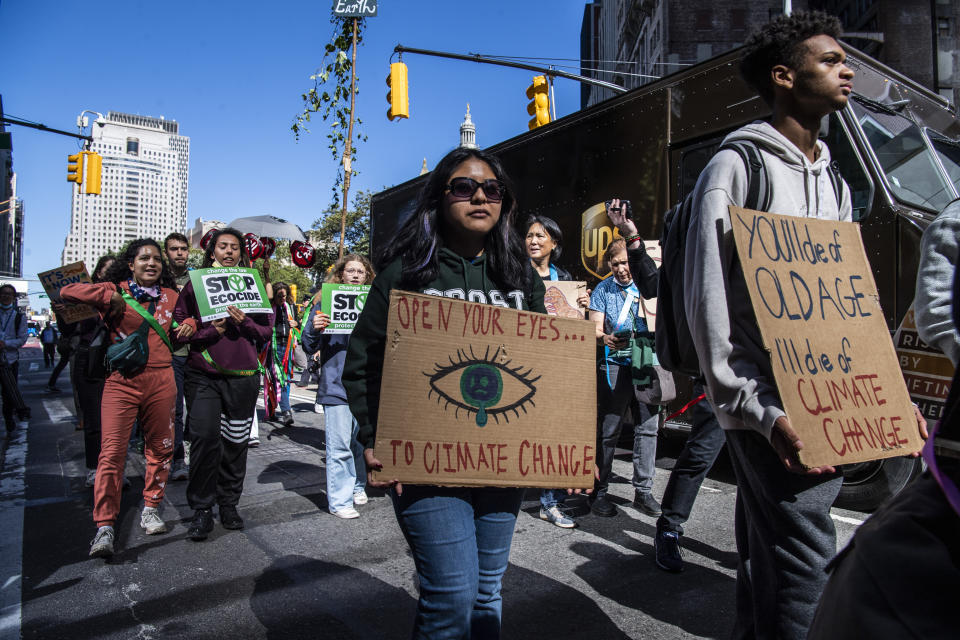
[[526, 75, 551, 130], [386, 62, 409, 121], [84, 152, 102, 195], [67, 151, 84, 185]]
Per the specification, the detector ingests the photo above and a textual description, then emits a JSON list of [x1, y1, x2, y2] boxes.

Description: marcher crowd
[[7, 11, 959, 640]]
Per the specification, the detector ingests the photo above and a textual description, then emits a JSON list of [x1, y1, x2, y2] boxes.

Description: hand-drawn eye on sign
[[424, 346, 540, 427], [244, 233, 264, 260]]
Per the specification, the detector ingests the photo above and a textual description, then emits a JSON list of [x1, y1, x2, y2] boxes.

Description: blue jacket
[[300, 304, 349, 406]]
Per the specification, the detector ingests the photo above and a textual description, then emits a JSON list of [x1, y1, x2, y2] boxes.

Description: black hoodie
[[343, 248, 547, 449]]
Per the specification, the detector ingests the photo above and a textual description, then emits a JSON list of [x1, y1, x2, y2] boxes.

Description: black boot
[[219, 504, 244, 530], [188, 508, 214, 541]]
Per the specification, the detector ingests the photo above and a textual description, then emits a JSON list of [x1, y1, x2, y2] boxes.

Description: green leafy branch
[[292, 17, 368, 207]]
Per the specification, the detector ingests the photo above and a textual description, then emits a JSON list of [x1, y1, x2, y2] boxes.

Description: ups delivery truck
[[369, 44, 960, 511]]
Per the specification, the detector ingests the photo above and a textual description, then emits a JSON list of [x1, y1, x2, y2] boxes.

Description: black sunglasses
[[445, 177, 506, 202]]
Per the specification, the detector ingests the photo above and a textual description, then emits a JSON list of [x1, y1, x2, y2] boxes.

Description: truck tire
[[835, 457, 924, 512]]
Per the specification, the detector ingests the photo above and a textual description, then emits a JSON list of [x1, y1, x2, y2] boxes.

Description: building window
[[127, 138, 140, 155]]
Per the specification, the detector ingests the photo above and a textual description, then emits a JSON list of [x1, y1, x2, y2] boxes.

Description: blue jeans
[[391, 486, 524, 640], [278, 383, 291, 413], [323, 404, 366, 512]]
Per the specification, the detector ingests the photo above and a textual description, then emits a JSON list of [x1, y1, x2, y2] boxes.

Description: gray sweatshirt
[[915, 199, 960, 366], [684, 121, 852, 440]]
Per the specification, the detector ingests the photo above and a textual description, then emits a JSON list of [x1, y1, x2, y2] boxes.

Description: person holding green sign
[[301, 254, 375, 519], [61, 239, 193, 558], [173, 228, 274, 541]]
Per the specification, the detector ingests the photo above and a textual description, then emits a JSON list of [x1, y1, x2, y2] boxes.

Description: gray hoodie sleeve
[[915, 201, 960, 366], [685, 150, 786, 440]]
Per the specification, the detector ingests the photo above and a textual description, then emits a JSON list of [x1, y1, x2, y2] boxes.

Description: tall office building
[[61, 111, 190, 269], [0, 95, 25, 280]]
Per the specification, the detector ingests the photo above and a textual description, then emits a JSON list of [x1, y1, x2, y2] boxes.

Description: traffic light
[[67, 151, 84, 185], [526, 75, 551, 130], [84, 152, 102, 195], [386, 62, 409, 121]]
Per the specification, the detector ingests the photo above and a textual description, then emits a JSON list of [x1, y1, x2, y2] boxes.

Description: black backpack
[[655, 140, 843, 378]]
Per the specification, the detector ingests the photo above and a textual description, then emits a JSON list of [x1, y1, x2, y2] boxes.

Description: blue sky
[[1, 0, 588, 306]]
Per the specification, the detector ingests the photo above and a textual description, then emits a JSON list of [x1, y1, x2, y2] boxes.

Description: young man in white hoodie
[[684, 12, 854, 639]]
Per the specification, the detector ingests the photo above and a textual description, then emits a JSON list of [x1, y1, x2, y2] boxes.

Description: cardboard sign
[[543, 281, 587, 320], [320, 283, 371, 334], [374, 291, 597, 488], [37, 262, 97, 323], [894, 304, 955, 423], [188, 267, 271, 321], [730, 207, 922, 468]]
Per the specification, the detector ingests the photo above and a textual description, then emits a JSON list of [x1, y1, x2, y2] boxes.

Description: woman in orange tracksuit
[[62, 238, 195, 559]]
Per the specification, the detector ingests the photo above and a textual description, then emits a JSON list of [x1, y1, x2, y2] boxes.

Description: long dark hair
[[104, 239, 176, 289], [202, 227, 250, 268], [377, 147, 528, 292]]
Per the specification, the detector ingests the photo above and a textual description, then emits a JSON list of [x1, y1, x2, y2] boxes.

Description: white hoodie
[[684, 121, 852, 440]]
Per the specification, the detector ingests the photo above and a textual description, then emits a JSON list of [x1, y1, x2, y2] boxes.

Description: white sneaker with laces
[[89, 526, 114, 558], [540, 505, 576, 529], [140, 507, 168, 535], [353, 490, 368, 506], [331, 506, 360, 519], [85, 469, 97, 488]]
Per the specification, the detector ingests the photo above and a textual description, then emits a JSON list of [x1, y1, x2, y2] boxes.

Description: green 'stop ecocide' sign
[[189, 267, 271, 322], [321, 283, 371, 334], [332, 0, 377, 17]]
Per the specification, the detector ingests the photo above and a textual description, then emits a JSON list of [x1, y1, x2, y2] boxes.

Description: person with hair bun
[[62, 238, 192, 558], [173, 227, 274, 541]]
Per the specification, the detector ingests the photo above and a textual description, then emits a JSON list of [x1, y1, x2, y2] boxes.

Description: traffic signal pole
[[393, 45, 628, 95], [0, 115, 93, 142]]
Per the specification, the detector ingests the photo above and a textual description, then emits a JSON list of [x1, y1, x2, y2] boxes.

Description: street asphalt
[[0, 339, 868, 639]]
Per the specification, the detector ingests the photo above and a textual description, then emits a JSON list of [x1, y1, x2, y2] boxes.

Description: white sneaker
[[331, 506, 360, 519], [89, 526, 114, 558], [353, 490, 368, 506], [314, 403, 324, 415], [85, 469, 97, 488], [140, 507, 168, 535]]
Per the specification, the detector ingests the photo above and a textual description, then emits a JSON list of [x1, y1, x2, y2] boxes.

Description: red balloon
[[199, 228, 218, 251], [291, 240, 316, 268], [244, 233, 264, 261], [260, 237, 277, 259]]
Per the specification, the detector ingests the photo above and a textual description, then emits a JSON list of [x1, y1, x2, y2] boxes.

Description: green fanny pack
[[105, 288, 173, 377]]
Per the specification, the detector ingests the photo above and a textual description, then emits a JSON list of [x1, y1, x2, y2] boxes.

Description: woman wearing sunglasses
[[343, 147, 548, 638]]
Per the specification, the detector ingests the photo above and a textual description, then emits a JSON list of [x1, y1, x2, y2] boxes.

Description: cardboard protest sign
[[188, 267, 271, 321], [374, 291, 597, 488], [730, 207, 922, 468], [320, 283, 371, 334], [542, 281, 587, 320], [894, 304, 955, 423], [37, 262, 97, 323]]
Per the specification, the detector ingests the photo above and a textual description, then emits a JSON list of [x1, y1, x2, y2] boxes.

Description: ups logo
[[580, 203, 622, 279]]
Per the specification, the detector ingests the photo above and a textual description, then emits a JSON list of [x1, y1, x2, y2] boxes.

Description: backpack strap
[[118, 287, 174, 352], [828, 160, 844, 209], [720, 140, 771, 211]]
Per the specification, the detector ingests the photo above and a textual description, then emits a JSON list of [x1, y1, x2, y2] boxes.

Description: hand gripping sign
[[320, 283, 371, 333], [189, 267, 272, 321]]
